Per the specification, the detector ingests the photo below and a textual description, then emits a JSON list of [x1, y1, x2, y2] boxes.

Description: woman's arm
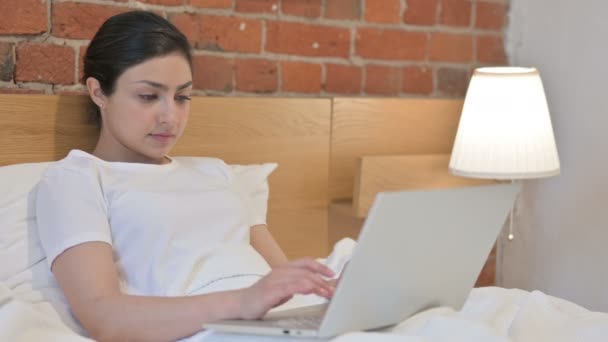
[[53, 241, 333, 341], [250, 224, 289, 267], [53, 242, 242, 341]]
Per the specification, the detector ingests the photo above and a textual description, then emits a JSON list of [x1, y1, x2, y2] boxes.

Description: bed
[[2, 94, 607, 341]]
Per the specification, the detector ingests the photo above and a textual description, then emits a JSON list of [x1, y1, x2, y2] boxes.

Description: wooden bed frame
[[0, 94, 495, 284], [0, 95, 331, 259]]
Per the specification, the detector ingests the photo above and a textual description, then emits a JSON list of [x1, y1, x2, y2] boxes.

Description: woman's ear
[[86, 77, 107, 110]]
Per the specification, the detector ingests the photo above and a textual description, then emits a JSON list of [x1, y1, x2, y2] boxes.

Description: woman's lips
[[148, 133, 175, 144]]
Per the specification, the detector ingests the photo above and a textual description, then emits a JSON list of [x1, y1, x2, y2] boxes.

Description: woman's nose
[[158, 97, 178, 124]]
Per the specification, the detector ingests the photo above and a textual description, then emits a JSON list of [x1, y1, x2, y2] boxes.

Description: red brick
[[324, 64, 361, 94], [15, 44, 75, 85], [325, 0, 361, 20], [365, 0, 401, 23], [0, 0, 47, 34], [137, 0, 183, 5], [477, 35, 506, 64], [402, 66, 433, 95], [365, 65, 400, 95], [0, 87, 45, 94], [200, 15, 262, 53], [281, 61, 321, 93], [171, 13, 199, 45], [476, 2, 507, 30], [189, 0, 233, 8], [440, 0, 471, 27], [430, 33, 473, 62], [235, 0, 278, 13], [78, 46, 87, 84], [52, 3, 127, 40], [266, 22, 350, 58], [172, 14, 262, 53], [356, 28, 427, 61], [282, 0, 322, 18], [172, 13, 195, 33], [0, 43, 14, 82], [193, 55, 234, 92], [403, 0, 437, 26], [437, 67, 469, 96], [235, 59, 277, 93]]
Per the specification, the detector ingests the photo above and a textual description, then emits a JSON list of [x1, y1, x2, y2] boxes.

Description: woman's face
[[98, 53, 192, 164]]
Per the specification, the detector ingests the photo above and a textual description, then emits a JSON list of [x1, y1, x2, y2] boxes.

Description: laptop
[[204, 183, 520, 338]]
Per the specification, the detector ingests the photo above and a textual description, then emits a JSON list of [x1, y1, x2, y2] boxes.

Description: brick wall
[[0, 0, 509, 97]]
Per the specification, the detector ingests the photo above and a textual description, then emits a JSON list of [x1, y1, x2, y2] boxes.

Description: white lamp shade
[[449, 67, 560, 179]]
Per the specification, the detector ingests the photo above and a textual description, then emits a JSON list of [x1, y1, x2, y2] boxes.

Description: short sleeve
[[230, 163, 278, 227], [36, 165, 113, 269]]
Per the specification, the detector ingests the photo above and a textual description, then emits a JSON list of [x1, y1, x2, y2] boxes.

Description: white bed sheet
[[2, 238, 608, 342], [6, 282, 608, 342], [200, 286, 608, 342]]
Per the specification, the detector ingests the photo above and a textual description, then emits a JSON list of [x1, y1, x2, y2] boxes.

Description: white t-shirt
[[36, 150, 275, 297]]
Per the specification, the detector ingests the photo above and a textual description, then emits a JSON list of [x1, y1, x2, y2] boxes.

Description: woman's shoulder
[[42, 150, 102, 179]]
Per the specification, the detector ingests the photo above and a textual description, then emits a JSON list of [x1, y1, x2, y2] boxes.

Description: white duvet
[[2, 240, 608, 342]]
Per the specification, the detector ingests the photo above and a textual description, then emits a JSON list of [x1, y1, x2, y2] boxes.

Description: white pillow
[[0, 159, 277, 283], [0, 162, 51, 282]]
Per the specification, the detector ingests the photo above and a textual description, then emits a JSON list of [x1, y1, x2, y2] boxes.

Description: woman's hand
[[238, 258, 335, 320]]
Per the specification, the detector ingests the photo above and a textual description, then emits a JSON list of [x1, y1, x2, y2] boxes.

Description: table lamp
[[449, 67, 560, 240]]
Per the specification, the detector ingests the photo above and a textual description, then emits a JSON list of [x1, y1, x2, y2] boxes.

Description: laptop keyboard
[[262, 304, 328, 329], [265, 315, 324, 329]]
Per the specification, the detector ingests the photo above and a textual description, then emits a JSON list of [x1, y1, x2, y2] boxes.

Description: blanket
[[2, 239, 607, 342]]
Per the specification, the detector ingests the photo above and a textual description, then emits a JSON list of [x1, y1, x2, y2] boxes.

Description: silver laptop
[[204, 183, 520, 338]]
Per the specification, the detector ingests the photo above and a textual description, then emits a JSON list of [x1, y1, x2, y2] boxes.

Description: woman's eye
[[176, 95, 192, 103], [139, 94, 158, 102]]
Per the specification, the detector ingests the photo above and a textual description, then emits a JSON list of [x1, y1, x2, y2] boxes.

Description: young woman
[[36, 11, 335, 341]]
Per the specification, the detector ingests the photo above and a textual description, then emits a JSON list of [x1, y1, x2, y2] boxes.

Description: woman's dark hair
[[83, 11, 193, 125]]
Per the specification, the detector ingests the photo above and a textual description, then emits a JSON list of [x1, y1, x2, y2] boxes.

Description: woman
[[36, 11, 335, 341]]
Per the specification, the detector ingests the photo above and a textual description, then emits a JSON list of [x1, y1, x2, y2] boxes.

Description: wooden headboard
[[0, 95, 331, 259], [2, 94, 495, 284], [330, 98, 465, 201]]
